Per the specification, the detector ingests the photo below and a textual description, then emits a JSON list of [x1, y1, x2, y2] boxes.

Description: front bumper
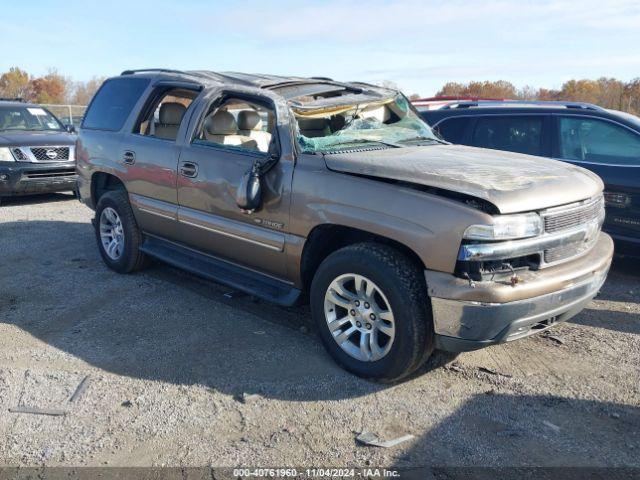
[[0, 161, 77, 196], [427, 233, 614, 352]]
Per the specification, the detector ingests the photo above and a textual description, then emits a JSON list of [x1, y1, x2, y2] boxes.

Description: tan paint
[[77, 72, 611, 305]]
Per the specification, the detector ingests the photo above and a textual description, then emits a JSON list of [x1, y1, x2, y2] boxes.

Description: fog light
[[0, 174, 9, 182]]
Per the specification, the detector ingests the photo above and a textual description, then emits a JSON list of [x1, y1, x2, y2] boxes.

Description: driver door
[[175, 90, 293, 278]]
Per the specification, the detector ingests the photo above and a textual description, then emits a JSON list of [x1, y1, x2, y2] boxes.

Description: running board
[[140, 236, 301, 307]]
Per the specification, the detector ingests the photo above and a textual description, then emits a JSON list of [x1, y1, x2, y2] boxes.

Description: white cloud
[[203, 0, 640, 42]]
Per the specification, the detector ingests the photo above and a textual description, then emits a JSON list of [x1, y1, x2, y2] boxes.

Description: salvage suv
[[77, 69, 613, 381], [0, 99, 77, 203]]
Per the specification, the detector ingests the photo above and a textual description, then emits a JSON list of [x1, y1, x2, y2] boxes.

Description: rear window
[[82, 77, 150, 131]]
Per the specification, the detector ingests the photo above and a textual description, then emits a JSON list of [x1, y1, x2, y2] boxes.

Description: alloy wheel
[[323, 273, 396, 362], [99, 207, 125, 260]]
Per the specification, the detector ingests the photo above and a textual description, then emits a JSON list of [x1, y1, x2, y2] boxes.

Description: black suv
[[0, 100, 77, 204], [420, 101, 640, 256]]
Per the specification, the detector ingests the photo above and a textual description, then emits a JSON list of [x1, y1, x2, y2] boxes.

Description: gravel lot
[[0, 193, 638, 468]]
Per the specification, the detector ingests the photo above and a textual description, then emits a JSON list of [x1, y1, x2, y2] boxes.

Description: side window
[[193, 98, 275, 154], [558, 116, 640, 166], [82, 77, 149, 131], [471, 115, 543, 156], [134, 88, 197, 141], [434, 117, 471, 143]]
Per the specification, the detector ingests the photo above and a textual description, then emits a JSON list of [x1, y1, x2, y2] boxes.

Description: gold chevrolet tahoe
[[76, 69, 613, 381]]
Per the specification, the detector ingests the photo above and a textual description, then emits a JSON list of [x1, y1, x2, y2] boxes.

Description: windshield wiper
[[332, 139, 403, 150], [399, 136, 446, 145]]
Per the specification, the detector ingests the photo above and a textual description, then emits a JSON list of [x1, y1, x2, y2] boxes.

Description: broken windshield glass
[[295, 95, 441, 153]]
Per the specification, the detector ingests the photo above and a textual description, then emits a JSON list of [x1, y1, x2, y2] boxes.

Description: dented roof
[[120, 69, 395, 110]]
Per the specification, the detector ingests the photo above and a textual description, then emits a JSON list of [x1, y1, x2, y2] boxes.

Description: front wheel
[[310, 243, 434, 382]]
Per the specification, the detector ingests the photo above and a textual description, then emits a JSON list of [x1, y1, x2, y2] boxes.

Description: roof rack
[[121, 68, 190, 76], [0, 97, 25, 102], [440, 100, 605, 111], [120, 69, 263, 86]]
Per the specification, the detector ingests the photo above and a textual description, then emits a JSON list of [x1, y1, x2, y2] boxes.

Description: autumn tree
[[535, 88, 560, 101], [29, 70, 71, 104], [595, 77, 625, 110], [432, 78, 640, 114], [436, 82, 466, 96], [0, 67, 31, 99], [435, 80, 517, 99], [558, 79, 601, 104], [622, 78, 640, 115]]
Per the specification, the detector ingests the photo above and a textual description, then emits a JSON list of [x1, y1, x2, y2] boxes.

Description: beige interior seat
[[237, 110, 272, 152], [155, 102, 187, 140], [362, 105, 391, 123], [297, 117, 330, 137], [203, 110, 257, 150]]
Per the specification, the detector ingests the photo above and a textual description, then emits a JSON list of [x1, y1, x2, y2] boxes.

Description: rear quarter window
[[82, 77, 150, 131]]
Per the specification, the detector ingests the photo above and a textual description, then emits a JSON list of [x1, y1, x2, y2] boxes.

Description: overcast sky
[[2, 0, 639, 96]]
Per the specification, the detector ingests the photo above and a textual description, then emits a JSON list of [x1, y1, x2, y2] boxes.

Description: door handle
[[179, 161, 199, 178], [122, 150, 136, 165]]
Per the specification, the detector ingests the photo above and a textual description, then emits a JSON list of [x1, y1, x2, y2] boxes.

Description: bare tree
[[70, 77, 106, 105]]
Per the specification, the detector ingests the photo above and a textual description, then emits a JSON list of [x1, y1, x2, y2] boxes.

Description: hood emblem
[[45, 149, 58, 159]]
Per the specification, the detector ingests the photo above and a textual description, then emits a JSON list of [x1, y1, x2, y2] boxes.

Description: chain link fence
[[40, 104, 87, 128]]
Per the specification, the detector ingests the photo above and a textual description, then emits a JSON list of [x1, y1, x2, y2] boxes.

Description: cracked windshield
[[296, 95, 440, 153]]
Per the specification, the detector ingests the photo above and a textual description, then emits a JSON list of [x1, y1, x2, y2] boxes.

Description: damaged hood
[[323, 144, 603, 214]]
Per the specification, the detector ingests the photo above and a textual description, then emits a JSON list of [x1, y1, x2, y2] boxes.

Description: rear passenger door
[[551, 114, 640, 241], [175, 90, 294, 278], [121, 82, 201, 241], [466, 114, 551, 157]]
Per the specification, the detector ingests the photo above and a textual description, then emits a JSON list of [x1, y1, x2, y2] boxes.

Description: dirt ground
[[0, 193, 638, 468]]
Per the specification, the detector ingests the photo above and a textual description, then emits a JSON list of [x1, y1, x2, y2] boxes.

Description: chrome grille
[[544, 244, 576, 264], [9, 145, 74, 163], [544, 231, 600, 264], [539, 198, 604, 267], [544, 243, 582, 264], [30, 146, 70, 161], [543, 197, 604, 233], [12, 148, 28, 160]]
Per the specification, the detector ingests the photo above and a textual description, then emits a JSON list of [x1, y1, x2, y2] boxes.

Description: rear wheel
[[311, 243, 434, 382], [94, 190, 147, 273]]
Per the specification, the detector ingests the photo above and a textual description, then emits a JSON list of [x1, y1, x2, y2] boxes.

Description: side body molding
[[129, 193, 284, 252]]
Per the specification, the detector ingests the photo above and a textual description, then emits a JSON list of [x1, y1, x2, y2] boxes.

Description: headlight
[[0, 147, 15, 162], [463, 213, 543, 241]]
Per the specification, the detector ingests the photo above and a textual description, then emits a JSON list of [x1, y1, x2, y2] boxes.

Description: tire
[[94, 190, 147, 273], [310, 243, 434, 382]]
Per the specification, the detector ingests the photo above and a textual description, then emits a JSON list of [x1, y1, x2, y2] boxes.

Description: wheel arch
[[91, 172, 127, 207], [299, 223, 426, 293]]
